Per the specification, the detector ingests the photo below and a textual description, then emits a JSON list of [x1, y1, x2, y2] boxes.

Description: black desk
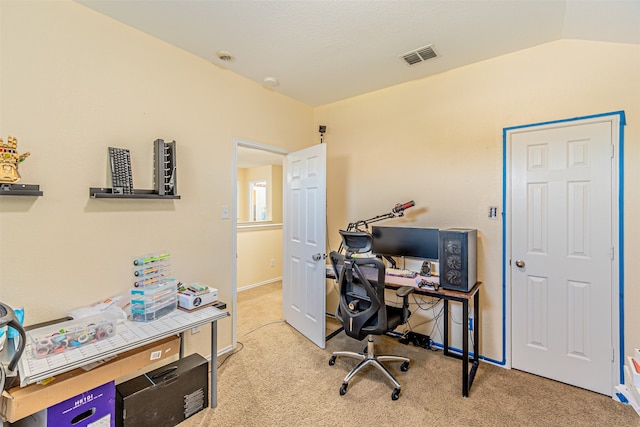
[[328, 267, 481, 397], [387, 278, 481, 398]]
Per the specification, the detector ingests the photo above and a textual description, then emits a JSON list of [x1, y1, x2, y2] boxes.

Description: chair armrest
[[396, 286, 414, 324], [395, 286, 414, 298]]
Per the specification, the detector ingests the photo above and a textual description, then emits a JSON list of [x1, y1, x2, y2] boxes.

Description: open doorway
[[232, 138, 288, 346]]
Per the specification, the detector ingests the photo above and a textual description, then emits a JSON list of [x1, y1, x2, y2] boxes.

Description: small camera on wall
[[319, 125, 327, 143]]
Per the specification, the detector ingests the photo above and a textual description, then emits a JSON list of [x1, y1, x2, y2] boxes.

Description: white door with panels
[[283, 143, 327, 348], [508, 116, 620, 395]]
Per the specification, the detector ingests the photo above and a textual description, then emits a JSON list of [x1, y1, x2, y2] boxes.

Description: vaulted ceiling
[[77, 0, 640, 106]]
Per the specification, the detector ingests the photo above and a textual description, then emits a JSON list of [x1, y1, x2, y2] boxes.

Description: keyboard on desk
[[386, 268, 417, 278]]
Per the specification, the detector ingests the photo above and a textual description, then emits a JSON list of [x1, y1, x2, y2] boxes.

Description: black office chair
[[328, 230, 414, 400]]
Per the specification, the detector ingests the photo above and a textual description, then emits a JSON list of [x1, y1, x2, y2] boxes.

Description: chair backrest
[[330, 233, 388, 341], [339, 230, 372, 255]]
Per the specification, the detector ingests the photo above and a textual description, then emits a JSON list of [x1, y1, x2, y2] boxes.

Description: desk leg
[[440, 288, 481, 398], [443, 299, 450, 357], [474, 291, 480, 359], [211, 320, 218, 408], [326, 326, 344, 341], [179, 332, 185, 358], [462, 299, 469, 397], [469, 290, 480, 392]]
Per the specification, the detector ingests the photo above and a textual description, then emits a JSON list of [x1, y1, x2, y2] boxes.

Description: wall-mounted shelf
[[0, 183, 43, 196], [89, 187, 180, 199]]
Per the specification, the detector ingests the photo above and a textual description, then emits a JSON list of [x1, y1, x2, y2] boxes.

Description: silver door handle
[[515, 259, 525, 268], [312, 253, 324, 262]]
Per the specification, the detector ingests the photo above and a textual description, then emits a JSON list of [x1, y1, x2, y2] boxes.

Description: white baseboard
[[238, 277, 282, 292], [200, 344, 234, 363]]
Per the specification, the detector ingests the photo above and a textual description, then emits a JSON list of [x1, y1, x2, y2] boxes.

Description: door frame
[[503, 111, 625, 388], [232, 137, 289, 348]]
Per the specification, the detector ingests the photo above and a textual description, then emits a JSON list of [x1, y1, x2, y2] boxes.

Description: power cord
[[394, 296, 444, 351], [449, 308, 475, 349], [429, 305, 445, 344], [411, 294, 442, 311], [217, 341, 244, 369], [241, 320, 285, 336]]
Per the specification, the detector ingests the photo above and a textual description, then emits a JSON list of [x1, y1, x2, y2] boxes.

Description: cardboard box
[[178, 288, 218, 311], [13, 381, 115, 427], [1, 335, 180, 423], [116, 353, 208, 426]]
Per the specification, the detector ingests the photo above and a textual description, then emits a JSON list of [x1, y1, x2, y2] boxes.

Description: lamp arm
[[349, 211, 398, 231], [338, 210, 402, 253]]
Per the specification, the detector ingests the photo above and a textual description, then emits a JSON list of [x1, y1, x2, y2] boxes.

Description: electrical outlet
[[270, 259, 275, 267], [191, 326, 201, 335], [221, 205, 230, 219]]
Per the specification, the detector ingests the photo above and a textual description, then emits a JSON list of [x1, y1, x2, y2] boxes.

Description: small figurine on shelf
[[0, 136, 30, 183]]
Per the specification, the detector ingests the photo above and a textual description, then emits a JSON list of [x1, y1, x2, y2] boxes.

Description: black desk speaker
[[439, 228, 477, 292]]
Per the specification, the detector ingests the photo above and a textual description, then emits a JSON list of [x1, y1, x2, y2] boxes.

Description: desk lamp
[[0, 302, 26, 390]]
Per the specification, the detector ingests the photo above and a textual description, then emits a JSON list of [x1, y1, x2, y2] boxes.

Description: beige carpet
[[179, 282, 638, 426]]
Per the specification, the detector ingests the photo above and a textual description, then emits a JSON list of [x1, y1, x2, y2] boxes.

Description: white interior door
[[282, 144, 327, 348], [508, 117, 620, 395]]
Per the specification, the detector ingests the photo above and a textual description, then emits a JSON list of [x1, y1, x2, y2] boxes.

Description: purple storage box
[[15, 381, 115, 427]]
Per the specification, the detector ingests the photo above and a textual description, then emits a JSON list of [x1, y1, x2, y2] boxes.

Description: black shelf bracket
[[0, 183, 43, 196], [89, 187, 180, 199]]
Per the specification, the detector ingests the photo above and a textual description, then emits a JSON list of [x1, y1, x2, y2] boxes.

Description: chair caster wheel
[[400, 361, 409, 372], [340, 383, 348, 396], [329, 356, 336, 366], [391, 388, 401, 400]]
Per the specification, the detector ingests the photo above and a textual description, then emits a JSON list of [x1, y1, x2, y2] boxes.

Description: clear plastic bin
[[130, 284, 177, 322], [30, 313, 117, 359], [132, 252, 171, 289]]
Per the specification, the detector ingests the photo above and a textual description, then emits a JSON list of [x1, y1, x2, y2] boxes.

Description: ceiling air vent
[[399, 44, 437, 66]]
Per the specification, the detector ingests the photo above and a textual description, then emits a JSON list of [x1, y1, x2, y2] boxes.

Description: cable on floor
[[217, 341, 244, 369], [241, 319, 286, 336]]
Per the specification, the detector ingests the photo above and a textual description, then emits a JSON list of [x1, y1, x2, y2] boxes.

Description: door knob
[[312, 253, 323, 262], [515, 259, 525, 268]]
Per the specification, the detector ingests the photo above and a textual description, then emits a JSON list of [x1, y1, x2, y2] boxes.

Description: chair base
[[329, 335, 410, 400]]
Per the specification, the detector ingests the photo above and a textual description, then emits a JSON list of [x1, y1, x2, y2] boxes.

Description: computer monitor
[[371, 226, 439, 261]]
